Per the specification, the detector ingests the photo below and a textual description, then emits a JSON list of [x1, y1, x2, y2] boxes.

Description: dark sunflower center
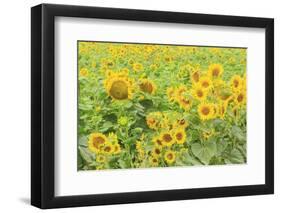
[[201, 107, 210, 115], [167, 153, 173, 160], [192, 72, 199, 82], [109, 80, 128, 100], [202, 81, 209, 88], [163, 134, 172, 142], [93, 137, 105, 148], [234, 79, 239, 88], [176, 133, 183, 140], [197, 90, 203, 97], [237, 94, 244, 102], [140, 82, 153, 94], [104, 146, 111, 152], [212, 68, 219, 77]]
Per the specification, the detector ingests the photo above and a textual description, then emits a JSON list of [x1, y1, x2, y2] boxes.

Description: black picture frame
[[31, 3, 274, 209]]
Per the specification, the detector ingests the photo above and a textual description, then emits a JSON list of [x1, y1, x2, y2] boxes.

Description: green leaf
[[224, 148, 245, 164], [191, 142, 217, 165], [231, 126, 246, 142]]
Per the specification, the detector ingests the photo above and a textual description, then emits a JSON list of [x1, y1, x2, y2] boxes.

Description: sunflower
[[234, 91, 246, 106], [139, 79, 156, 94], [175, 85, 188, 97], [192, 84, 207, 101], [104, 71, 134, 100], [146, 112, 162, 130], [133, 63, 143, 72], [149, 156, 159, 167], [96, 154, 106, 163], [166, 87, 176, 102], [113, 144, 121, 154], [230, 75, 243, 92], [199, 76, 212, 90], [174, 128, 187, 144], [177, 96, 192, 111], [102, 143, 115, 155], [190, 69, 200, 83], [164, 150, 176, 164], [152, 136, 163, 146], [160, 131, 175, 147], [218, 101, 228, 119], [151, 146, 162, 157], [79, 68, 89, 77], [88, 133, 107, 153], [173, 118, 189, 129], [198, 102, 215, 121], [208, 64, 223, 78]]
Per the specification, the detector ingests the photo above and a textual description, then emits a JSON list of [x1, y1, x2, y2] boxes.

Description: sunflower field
[[78, 41, 247, 171]]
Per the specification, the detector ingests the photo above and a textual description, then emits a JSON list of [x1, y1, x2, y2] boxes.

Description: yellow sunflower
[[113, 144, 121, 154], [102, 143, 115, 155], [133, 63, 143, 72], [166, 87, 176, 102], [160, 131, 175, 147], [230, 75, 243, 92], [198, 102, 215, 121], [175, 85, 188, 98], [174, 128, 187, 144], [192, 84, 207, 101], [199, 76, 212, 90], [139, 79, 156, 94], [190, 69, 200, 83], [79, 68, 89, 77], [96, 154, 106, 163], [164, 150, 176, 164], [218, 101, 228, 119], [173, 118, 189, 129], [177, 96, 193, 111], [208, 64, 223, 78], [88, 133, 107, 153], [149, 156, 159, 167], [151, 146, 162, 157], [234, 91, 246, 106], [104, 71, 134, 100], [152, 136, 163, 147]]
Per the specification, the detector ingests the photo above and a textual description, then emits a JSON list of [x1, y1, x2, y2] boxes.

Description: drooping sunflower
[[174, 128, 187, 145], [139, 79, 156, 94], [230, 75, 243, 92], [164, 150, 176, 164], [88, 133, 107, 153], [190, 69, 200, 83], [104, 71, 134, 100], [199, 76, 212, 90], [208, 63, 223, 78], [166, 87, 176, 102], [160, 131, 175, 147], [192, 84, 207, 101], [198, 102, 215, 121]]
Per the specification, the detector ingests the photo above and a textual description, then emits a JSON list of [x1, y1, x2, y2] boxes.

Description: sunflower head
[[192, 84, 207, 101], [149, 156, 159, 167], [208, 64, 223, 78], [199, 76, 212, 90], [104, 71, 134, 100], [166, 87, 176, 102], [177, 95, 193, 111], [174, 118, 189, 129], [151, 146, 162, 157], [96, 154, 106, 163], [139, 79, 156, 94], [79, 68, 89, 77], [88, 133, 107, 153], [102, 143, 115, 155], [133, 63, 143, 72], [160, 131, 175, 147], [174, 128, 187, 144], [164, 150, 176, 164], [234, 91, 246, 106], [190, 69, 200, 83], [230, 75, 243, 92], [198, 102, 215, 121], [152, 136, 163, 146]]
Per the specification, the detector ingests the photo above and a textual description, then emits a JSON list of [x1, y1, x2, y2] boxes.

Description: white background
[[0, 0, 279, 212], [55, 18, 265, 196]]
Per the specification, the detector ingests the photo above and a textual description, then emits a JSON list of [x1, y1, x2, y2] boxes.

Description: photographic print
[[78, 41, 247, 171]]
